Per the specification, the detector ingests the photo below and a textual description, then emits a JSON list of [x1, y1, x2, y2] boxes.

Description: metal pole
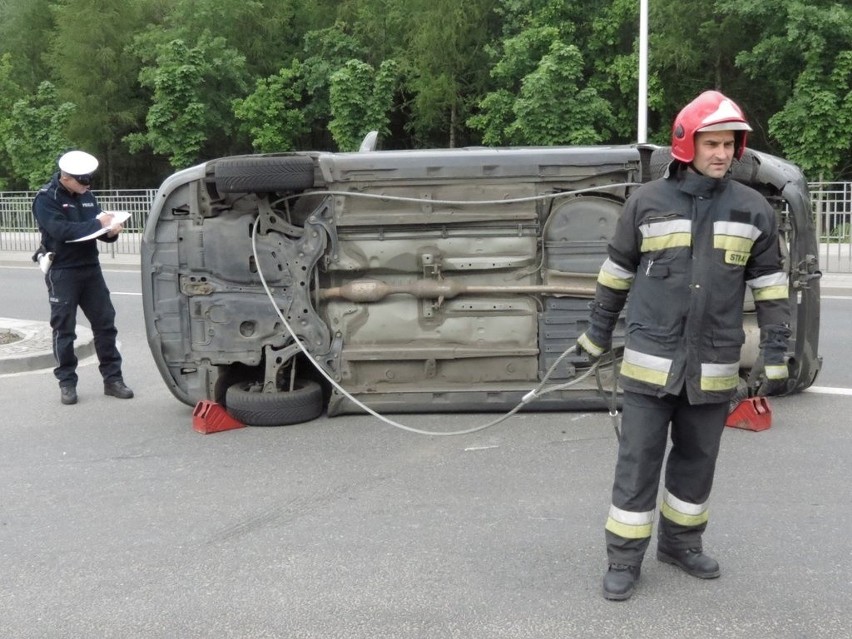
[[638, 0, 649, 143]]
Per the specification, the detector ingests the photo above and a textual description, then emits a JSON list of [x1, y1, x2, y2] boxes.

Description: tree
[[720, 0, 852, 178], [509, 43, 614, 145], [0, 53, 25, 189], [4, 81, 76, 189], [769, 53, 852, 179], [401, 0, 498, 147], [126, 36, 248, 169], [0, 0, 55, 90], [328, 59, 398, 151], [233, 62, 309, 153], [469, 25, 567, 144], [647, 0, 767, 147], [45, 0, 159, 187], [469, 0, 617, 145], [299, 22, 368, 149]]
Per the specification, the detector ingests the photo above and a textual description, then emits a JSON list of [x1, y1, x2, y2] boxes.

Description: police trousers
[[605, 389, 728, 566], [45, 265, 123, 387]]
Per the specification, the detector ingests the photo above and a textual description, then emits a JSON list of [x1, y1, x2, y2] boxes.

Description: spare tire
[[225, 378, 323, 426], [214, 156, 315, 194]]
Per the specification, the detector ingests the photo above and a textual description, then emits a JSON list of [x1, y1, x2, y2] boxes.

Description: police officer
[[578, 91, 791, 600], [32, 150, 134, 405]]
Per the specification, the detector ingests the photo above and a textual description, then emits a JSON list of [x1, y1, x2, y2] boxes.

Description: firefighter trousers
[[604, 389, 728, 567]]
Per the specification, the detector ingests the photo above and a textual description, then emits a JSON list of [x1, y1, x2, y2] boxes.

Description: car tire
[[214, 156, 315, 193], [225, 378, 323, 426]]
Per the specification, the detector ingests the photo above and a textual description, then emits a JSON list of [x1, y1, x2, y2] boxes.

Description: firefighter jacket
[[582, 163, 791, 404], [32, 173, 118, 271]]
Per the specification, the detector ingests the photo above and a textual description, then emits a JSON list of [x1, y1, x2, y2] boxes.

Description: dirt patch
[[0, 330, 22, 346]]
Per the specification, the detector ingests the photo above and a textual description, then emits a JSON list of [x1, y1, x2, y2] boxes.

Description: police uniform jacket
[[32, 173, 117, 270], [588, 163, 791, 404]]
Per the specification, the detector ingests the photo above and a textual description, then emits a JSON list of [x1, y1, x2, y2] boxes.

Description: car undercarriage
[[142, 144, 821, 425]]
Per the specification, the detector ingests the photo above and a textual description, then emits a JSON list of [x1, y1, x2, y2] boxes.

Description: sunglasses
[[71, 174, 93, 186]]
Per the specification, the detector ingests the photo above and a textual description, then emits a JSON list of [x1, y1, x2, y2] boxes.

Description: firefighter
[[577, 91, 791, 600]]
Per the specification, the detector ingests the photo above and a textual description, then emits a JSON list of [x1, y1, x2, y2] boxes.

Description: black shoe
[[602, 564, 640, 601], [104, 380, 134, 399], [657, 547, 720, 579], [60, 386, 78, 405]]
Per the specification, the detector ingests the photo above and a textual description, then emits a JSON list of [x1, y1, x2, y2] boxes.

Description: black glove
[[577, 302, 620, 362]]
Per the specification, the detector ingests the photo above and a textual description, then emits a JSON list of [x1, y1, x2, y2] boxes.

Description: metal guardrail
[[2, 184, 851, 271], [811, 182, 852, 273], [0, 189, 155, 256]]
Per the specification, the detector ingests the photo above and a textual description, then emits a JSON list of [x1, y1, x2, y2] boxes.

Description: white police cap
[[58, 150, 99, 175]]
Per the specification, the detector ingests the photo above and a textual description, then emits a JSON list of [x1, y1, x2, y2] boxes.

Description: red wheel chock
[[725, 396, 772, 432], [192, 400, 245, 434]]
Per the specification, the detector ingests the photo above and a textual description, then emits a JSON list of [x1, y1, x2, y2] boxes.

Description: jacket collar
[[666, 161, 729, 197]]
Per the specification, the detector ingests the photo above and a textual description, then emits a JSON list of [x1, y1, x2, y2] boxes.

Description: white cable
[[270, 182, 640, 208], [249, 184, 626, 436]]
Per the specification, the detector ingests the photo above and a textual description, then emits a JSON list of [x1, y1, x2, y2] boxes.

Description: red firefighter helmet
[[671, 90, 752, 162]]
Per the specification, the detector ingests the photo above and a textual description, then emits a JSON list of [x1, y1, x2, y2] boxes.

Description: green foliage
[[4, 81, 75, 189], [402, 0, 497, 147], [769, 54, 852, 178], [299, 23, 367, 147], [0, 0, 55, 90], [233, 62, 309, 153], [0, 53, 25, 189], [468, 0, 624, 145], [127, 36, 248, 169], [509, 43, 614, 145], [45, 0, 156, 186], [328, 59, 399, 151], [1, 0, 852, 184], [725, 0, 852, 178]]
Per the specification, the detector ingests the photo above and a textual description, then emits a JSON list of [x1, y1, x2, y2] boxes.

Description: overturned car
[[141, 143, 821, 425]]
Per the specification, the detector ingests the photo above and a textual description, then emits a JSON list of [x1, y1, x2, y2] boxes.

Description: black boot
[[60, 386, 78, 405], [602, 564, 640, 600], [104, 380, 134, 399], [656, 546, 720, 579]]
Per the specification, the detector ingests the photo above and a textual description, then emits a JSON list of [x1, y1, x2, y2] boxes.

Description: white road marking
[[805, 386, 852, 396]]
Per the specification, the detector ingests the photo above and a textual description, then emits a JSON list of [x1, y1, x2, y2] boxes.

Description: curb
[[0, 318, 94, 374]]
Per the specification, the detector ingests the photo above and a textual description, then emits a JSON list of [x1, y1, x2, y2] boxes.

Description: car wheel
[[214, 156, 315, 193], [225, 378, 323, 426]]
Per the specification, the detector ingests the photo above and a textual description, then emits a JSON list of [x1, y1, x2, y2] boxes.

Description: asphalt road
[[1, 261, 851, 638]]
